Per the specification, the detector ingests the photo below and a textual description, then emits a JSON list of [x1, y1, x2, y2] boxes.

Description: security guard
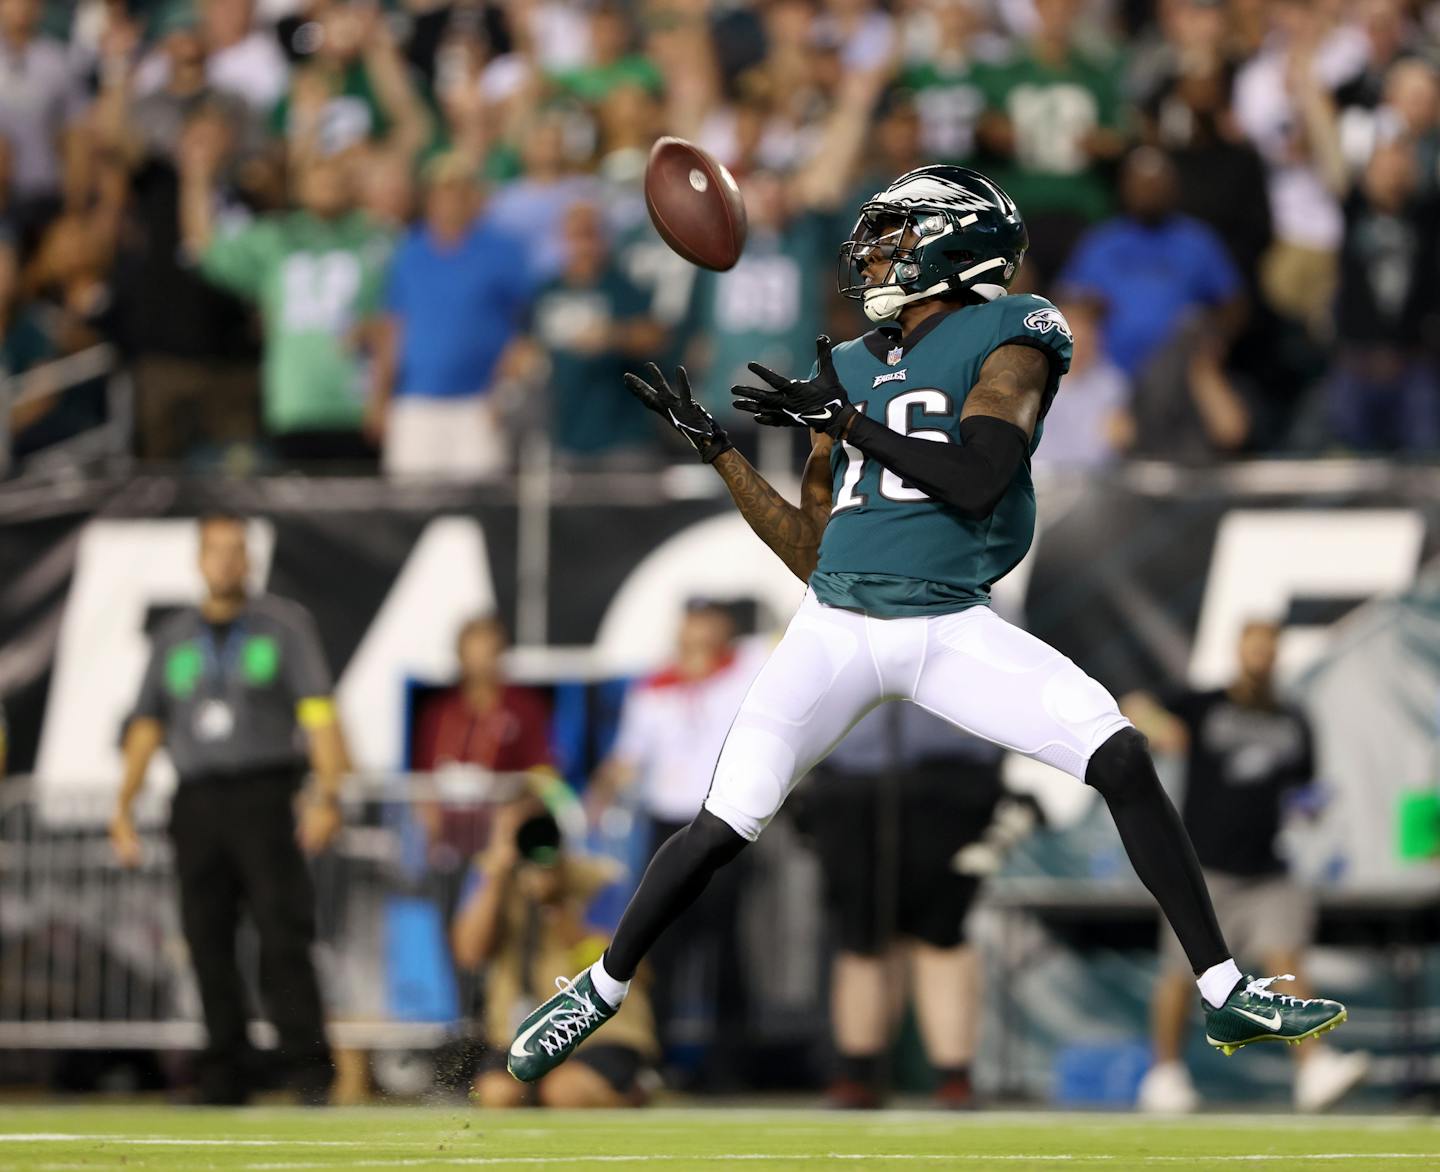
[[109, 512, 349, 1104]]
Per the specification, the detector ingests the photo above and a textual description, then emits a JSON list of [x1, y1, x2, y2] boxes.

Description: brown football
[[644, 137, 748, 271]]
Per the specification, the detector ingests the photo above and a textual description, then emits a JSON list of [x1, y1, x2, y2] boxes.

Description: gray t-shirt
[[131, 594, 332, 783], [0, 34, 87, 201]]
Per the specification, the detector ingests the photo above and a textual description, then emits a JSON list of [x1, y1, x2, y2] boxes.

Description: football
[[644, 136, 748, 271]]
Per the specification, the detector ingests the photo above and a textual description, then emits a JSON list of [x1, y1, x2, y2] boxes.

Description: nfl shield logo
[[886, 347, 903, 366]]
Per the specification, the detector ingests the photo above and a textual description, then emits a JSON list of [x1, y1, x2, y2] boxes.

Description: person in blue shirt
[[370, 153, 533, 480], [1059, 148, 1251, 458]]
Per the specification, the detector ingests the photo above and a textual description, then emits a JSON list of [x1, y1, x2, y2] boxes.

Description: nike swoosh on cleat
[[509, 1012, 554, 1060], [1232, 1007, 1282, 1030]]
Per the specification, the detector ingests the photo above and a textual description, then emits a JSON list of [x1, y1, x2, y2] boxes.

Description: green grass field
[[0, 1106, 1435, 1171]]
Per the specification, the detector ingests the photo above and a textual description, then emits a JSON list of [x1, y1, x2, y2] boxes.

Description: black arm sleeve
[[844, 412, 1029, 520]]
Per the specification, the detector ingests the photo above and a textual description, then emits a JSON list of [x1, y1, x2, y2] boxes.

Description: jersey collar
[[860, 303, 966, 364]]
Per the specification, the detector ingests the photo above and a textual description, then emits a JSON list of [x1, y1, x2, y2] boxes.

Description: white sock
[[1197, 958, 1243, 1010], [588, 957, 630, 1010]]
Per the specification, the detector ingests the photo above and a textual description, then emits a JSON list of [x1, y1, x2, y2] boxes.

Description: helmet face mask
[[837, 166, 1028, 323]]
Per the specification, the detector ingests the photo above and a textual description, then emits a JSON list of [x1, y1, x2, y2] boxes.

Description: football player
[[507, 166, 1349, 1083]]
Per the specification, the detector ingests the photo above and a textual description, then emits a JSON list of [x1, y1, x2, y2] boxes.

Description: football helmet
[[838, 165, 1028, 323]]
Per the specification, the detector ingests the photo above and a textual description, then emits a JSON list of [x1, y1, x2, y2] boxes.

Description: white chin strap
[[862, 280, 951, 322], [862, 257, 1010, 323]]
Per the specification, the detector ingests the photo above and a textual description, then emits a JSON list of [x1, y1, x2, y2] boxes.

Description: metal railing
[[0, 772, 547, 1052], [0, 345, 130, 480]]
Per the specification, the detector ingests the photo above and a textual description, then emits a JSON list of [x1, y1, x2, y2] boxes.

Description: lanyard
[[199, 620, 246, 688]]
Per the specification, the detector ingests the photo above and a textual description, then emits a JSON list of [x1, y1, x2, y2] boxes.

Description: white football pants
[[703, 590, 1133, 840]]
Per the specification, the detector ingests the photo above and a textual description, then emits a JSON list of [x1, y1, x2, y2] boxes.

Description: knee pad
[[1084, 726, 1158, 804], [682, 809, 751, 868]]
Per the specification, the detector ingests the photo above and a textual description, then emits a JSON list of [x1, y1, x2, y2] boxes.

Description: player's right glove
[[623, 363, 733, 464], [731, 335, 856, 437]]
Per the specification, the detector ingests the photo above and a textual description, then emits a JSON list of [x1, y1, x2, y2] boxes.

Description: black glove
[[623, 363, 733, 464], [731, 335, 856, 437]]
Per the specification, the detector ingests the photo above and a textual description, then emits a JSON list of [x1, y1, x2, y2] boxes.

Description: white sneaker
[[1137, 1061, 1200, 1114], [1294, 1047, 1370, 1113]]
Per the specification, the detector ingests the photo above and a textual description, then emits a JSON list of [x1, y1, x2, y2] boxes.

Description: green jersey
[[901, 59, 987, 164], [689, 215, 830, 419], [811, 294, 1073, 618], [976, 49, 1124, 221], [200, 210, 392, 434]]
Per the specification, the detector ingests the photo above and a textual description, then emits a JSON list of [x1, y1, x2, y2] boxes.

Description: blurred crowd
[[4, 0, 1440, 473]]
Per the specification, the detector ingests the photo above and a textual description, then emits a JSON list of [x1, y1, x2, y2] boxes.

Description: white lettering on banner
[[336, 517, 497, 772], [593, 514, 807, 676], [1189, 510, 1424, 689], [36, 520, 276, 802]]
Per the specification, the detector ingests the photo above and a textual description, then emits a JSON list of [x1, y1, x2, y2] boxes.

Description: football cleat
[[506, 969, 615, 1083], [1204, 974, 1348, 1057]]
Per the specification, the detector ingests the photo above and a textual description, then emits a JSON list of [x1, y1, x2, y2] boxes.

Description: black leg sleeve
[[603, 809, 750, 981], [1085, 728, 1230, 974]]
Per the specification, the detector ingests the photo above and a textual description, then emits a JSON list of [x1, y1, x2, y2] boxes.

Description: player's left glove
[[623, 363, 733, 464], [732, 335, 856, 437]]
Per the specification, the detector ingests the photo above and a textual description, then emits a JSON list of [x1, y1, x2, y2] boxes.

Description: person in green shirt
[[974, 0, 1128, 288], [547, 2, 663, 106], [269, 2, 431, 164], [687, 171, 831, 440], [524, 201, 667, 467], [899, 0, 990, 164], [179, 116, 392, 465]]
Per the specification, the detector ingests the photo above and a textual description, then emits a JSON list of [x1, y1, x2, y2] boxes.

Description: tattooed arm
[[838, 345, 1048, 520], [622, 362, 834, 581], [712, 432, 834, 583], [956, 344, 1049, 438]]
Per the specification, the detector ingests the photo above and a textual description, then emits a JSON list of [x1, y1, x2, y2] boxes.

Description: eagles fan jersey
[[810, 293, 1072, 617]]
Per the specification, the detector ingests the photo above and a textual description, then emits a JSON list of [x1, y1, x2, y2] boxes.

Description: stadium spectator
[[549, 1, 662, 106], [586, 601, 766, 1086], [1031, 293, 1132, 469], [179, 129, 392, 466], [411, 614, 556, 875], [975, 0, 1128, 288], [1332, 1, 1422, 166], [270, 1, 431, 166], [898, 0, 991, 165], [452, 803, 659, 1108], [691, 63, 886, 427], [522, 200, 666, 467], [0, 0, 89, 240], [1327, 140, 1440, 452], [1124, 620, 1370, 1114], [370, 152, 527, 480], [484, 109, 598, 284], [1059, 147, 1250, 458], [1364, 58, 1440, 196], [1140, 38, 1273, 292], [109, 513, 350, 1105], [1232, 0, 1363, 335], [94, 8, 269, 181], [804, 705, 1016, 1110], [94, 18, 265, 463], [198, 0, 291, 114]]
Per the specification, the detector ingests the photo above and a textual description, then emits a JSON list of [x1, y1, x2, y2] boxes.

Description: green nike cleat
[[506, 970, 616, 1083], [1204, 973, 1348, 1057]]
